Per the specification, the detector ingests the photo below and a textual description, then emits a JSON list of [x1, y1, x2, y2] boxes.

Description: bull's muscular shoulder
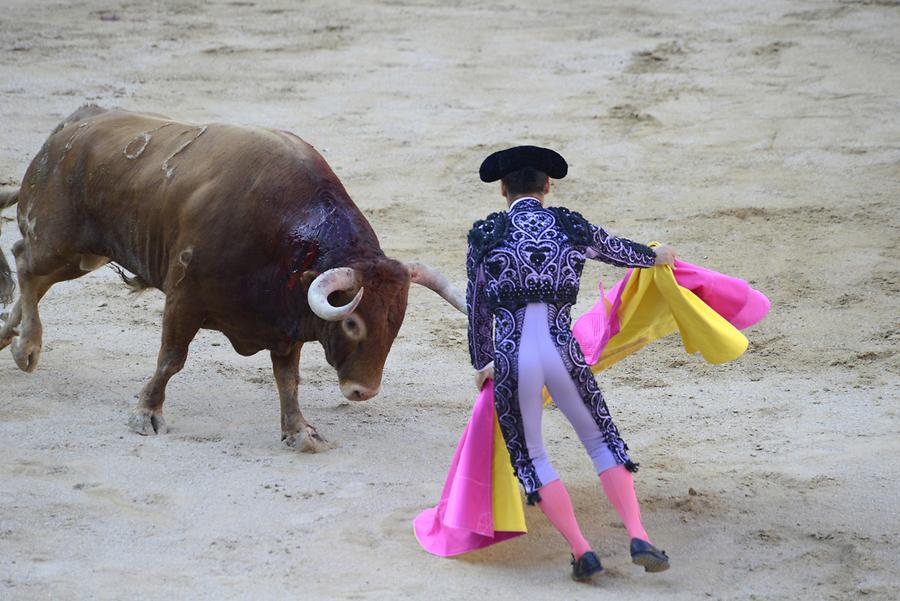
[[549, 206, 593, 246], [467, 211, 509, 263]]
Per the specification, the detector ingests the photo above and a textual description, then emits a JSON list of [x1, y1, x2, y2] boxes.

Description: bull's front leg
[[128, 295, 202, 436], [271, 343, 327, 453]]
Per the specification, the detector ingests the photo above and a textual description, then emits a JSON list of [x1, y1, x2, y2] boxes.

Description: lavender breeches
[[516, 302, 618, 486]]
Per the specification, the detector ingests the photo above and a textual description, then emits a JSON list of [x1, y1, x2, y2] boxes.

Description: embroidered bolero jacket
[[466, 197, 656, 369]]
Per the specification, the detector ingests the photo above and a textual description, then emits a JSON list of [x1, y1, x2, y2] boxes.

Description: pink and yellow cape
[[413, 258, 770, 557]]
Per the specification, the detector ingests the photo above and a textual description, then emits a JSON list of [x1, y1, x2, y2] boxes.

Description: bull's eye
[[342, 314, 366, 341]]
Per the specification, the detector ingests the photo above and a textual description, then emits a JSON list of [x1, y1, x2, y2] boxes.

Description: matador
[[466, 145, 675, 580]]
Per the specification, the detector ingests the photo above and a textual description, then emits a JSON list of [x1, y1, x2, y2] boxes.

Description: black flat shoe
[[571, 551, 603, 581], [630, 538, 670, 573]]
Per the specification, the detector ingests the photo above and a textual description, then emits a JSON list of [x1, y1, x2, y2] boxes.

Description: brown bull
[[0, 105, 463, 450]]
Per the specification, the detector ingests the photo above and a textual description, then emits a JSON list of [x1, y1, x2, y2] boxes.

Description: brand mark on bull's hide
[[162, 126, 207, 179]]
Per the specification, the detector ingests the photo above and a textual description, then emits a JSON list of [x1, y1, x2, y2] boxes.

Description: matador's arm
[[585, 223, 658, 268]]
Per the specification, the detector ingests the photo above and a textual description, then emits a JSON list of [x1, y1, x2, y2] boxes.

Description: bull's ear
[[300, 270, 319, 291]]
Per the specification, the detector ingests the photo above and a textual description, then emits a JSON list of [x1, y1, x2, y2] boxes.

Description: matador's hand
[[654, 244, 676, 266], [474, 361, 495, 390]]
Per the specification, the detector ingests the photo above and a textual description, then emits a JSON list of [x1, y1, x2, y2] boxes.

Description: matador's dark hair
[[501, 168, 549, 197]]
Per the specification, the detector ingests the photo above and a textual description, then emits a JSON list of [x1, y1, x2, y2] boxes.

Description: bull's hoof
[[11, 337, 40, 372], [282, 424, 328, 453], [129, 409, 168, 436]]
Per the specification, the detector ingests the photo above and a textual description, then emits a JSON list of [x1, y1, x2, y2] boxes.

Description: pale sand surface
[[1, 1, 898, 599]]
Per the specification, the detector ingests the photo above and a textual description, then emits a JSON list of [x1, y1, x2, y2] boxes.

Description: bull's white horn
[[307, 268, 364, 321], [405, 261, 466, 315]]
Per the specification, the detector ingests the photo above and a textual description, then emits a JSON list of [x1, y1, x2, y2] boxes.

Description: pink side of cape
[[414, 259, 769, 557], [572, 278, 625, 365], [413, 380, 524, 557], [668, 260, 770, 330]]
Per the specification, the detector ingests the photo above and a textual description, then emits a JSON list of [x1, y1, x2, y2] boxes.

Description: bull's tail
[[108, 263, 152, 294], [0, 188, 20, 305]]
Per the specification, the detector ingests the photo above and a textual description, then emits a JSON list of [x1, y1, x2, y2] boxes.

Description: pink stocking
[[537, 479, 592, 559], [599, 465, 650, 542]]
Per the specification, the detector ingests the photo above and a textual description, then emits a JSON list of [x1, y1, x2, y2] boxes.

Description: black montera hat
[[479, 145, 568, 183]]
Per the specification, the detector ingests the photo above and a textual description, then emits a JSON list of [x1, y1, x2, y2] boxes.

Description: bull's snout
[[339, 381, 381, 401]]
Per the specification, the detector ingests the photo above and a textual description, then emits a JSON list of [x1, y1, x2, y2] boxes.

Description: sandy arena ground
[[1, 1, 898, 599]]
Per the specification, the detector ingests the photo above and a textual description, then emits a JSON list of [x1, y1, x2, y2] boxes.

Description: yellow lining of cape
[[543, 262, 749, 404], [490, 413, 526, 532]]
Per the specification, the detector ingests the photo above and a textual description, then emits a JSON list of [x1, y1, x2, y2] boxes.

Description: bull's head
[[304, 259, 464, 401]]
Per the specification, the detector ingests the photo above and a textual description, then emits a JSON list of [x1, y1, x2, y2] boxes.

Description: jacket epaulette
[[549, 206, 594, 246], [467, 211, 510, 263]]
